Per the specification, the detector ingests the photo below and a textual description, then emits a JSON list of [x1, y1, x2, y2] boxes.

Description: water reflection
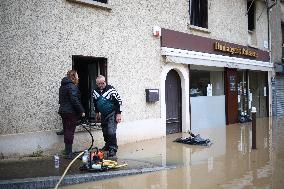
[[60, 117, 284, 189]]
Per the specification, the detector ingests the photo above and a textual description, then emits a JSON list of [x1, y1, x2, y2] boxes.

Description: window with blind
[[94, 0, 107, 3], [189, 0, 208, 28], [247, 0, 255, 31]]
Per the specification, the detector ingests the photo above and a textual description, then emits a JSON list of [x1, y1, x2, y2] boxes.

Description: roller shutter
[[276, 75, 284, 116]]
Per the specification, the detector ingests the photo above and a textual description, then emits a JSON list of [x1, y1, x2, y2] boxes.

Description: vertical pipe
[[251, 107, 257, 149], [266, 0, 277, 117]]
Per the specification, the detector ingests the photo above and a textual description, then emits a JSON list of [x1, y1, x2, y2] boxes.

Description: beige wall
[[188, 0, 268, 50], [271, 2, 283, 64], [0, 0, 270, 156]]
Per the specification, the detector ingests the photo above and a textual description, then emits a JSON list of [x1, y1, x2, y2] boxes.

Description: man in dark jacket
[[59, 70, 85, 159], [93, 75, 122, 157]]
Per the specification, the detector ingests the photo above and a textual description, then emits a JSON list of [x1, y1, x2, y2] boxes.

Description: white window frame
[[67, 0, 112, 10]]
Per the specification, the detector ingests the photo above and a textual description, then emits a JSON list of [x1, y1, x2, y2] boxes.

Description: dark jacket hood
[[61, 77, 73, 85]]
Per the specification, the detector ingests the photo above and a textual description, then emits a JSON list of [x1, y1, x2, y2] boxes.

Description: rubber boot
[[109, 134, 118, 150], [108, 134, 117, 158], [108, 148, 117, 157], [56, 129, 64, 135], [64, 144, 73, 159], [101, 145, 109, 152]]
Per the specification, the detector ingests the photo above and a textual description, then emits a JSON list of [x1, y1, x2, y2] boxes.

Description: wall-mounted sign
[[214, 42, 258, 58], [161, 28, 270, 62], [229, 75, 236, 91], [263, 41, 268, 49]]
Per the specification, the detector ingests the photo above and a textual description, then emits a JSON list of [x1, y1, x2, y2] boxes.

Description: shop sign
[[271, 77, 275, 90], [214, 42, 258, 58]]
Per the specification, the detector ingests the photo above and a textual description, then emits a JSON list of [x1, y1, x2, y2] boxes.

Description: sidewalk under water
[[61, 117, 284, 189]]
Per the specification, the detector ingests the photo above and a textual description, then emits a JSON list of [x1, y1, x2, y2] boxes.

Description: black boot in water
[[56, 129, 64, 135], [64, 144, 73, 159]]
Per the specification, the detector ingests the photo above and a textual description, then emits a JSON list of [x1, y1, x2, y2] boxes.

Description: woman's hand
[[96, 113, 101, 122], [116, 114, 122, 123]]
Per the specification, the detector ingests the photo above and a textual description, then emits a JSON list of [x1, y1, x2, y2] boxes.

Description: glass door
[[237, 70, 250, 122]]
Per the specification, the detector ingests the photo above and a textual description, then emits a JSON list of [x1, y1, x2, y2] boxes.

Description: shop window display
[[190, 70, 210, 97]]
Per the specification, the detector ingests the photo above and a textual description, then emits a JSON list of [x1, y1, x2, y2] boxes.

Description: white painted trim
[[161, 47, 273, 71], [191, 65, 224, 71], [268, 71, 273, 117], [188, 24, 211, 34], [67, 0, 112, 10], [160, 63, 190, 133]]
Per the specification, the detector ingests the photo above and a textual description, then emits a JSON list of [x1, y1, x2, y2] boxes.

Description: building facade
[[0, 0, 274, 156], [271, 1, 284, 116]]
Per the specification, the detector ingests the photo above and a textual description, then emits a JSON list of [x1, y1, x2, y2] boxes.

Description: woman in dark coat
[[58, 70, 85, 159]]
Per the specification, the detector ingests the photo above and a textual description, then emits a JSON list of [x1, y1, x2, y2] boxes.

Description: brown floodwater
[[59, 117, 284, 189]]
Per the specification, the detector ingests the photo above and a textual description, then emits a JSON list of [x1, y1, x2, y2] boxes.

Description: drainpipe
[[267, 0, 277, 116]]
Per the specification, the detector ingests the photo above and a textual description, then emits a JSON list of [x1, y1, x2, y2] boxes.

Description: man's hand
[[96, 113, 101, 122], [81, 112, 85, 117], [116, 114, 122, 123]]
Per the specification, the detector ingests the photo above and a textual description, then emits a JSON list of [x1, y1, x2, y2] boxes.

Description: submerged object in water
[[174, 131, 213, 147]]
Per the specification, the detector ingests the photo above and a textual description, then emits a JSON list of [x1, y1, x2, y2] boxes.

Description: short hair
[[96, 75, 105, 81]]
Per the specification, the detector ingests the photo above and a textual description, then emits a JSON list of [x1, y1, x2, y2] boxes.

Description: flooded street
[[59, 117, 284, 189]]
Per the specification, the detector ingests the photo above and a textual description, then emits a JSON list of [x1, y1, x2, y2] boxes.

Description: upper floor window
[[189, 0, 208, 28], [247, 0, 255, 31], [67, 0, 111, 10], [282, 23, 284, 62], [94, 0, 107, 3]]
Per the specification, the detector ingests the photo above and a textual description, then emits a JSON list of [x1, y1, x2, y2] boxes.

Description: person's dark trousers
[[102, 132, 110, 151], [61, 113, 78, 159], [101, 111, 118, 153]]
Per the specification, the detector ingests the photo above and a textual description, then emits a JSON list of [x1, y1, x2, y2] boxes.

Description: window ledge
[[67, 0, 112, 11], [248, 30, 254, 34], [247, 44, 258, 49], [188, 24, 211, 34]]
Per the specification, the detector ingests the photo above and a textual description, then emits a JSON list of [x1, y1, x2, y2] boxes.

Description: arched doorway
[[165, 69, 182, 134]]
